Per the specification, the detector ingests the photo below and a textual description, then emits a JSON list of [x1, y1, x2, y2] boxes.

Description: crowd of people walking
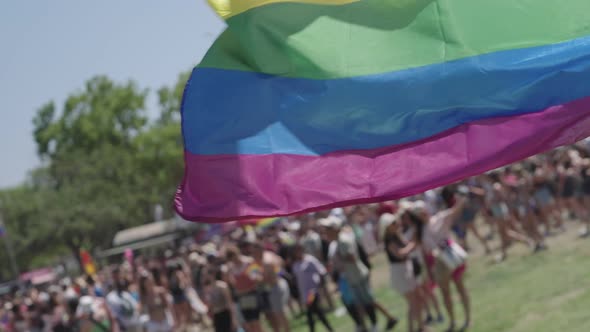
[[2, 145, 590, 332]]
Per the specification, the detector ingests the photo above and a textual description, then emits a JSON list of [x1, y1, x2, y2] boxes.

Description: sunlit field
[[288, 220, 590, 332]]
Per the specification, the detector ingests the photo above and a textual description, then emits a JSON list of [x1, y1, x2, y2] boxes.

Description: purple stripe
[[175, 97, 590, 222]]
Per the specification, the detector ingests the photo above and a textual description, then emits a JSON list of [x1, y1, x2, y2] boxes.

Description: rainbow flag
[[175, 0, 590, 222], [256, 217, 282, 230], [237, 217, 281, 229]]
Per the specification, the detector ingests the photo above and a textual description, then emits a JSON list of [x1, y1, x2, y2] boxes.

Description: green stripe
[[199, 0, 590, 79]]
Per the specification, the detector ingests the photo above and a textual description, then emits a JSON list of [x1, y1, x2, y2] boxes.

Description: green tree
[[133, 72, 190, 216], [0, 72, 190, 276], [33, 76, 148, 160], [30, 76, 152, 265], [156, 72, 190, 126]]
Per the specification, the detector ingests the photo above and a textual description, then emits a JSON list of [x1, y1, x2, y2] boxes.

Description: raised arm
[[442, 196, 467, 229]]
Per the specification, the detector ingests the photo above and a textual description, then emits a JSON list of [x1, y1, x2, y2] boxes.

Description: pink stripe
[[175, 97, 590, 222]]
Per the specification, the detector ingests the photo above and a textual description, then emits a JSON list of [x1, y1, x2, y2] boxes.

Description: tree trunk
[[67, 240, 83, 274]]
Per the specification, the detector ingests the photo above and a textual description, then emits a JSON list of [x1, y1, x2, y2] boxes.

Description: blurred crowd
[[2, 144, 590, 332]]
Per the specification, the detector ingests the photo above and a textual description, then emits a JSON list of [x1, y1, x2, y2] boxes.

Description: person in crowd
[[139, 270, 174, 332], [511, 169, 547, 251], [532, 161, 564, 234], [75, 294, 114, 332], [251, 242, 291, 332], [580, 159, 590, 236], [298, 220, 336, 312], [86, 275, 105, 298], [225, 244, 266, 332], [10, 302, 29, 332], [354, 206, 380, 256], [337, 272, 381, 332], [292, 243, 334, 332], [201, 266, 239, 332], [487, 173, 532, 261], [398, 211, 444, 328], [8, 143, 590, 332], [188, 252, 207, 297], [349, 208, 400, 330], [381, 213, 425, 332], [456, 182, 491, 254], [403, 194, 471, 332], [558, 159, 586, 221], [106, 268, 142, 332], [299, 220, 323, 264], [321, 216, 398, 332], [278, 241, 304, 318], [166, 262, 192, 330]]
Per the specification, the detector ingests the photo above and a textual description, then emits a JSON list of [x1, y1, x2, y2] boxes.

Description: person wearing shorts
[[457, 184, 491, 254], [237, 291, 263, 324], [403, 194, 471, 332], [488, 174, 531, 261], [558, 160, 586, 224], [252, 242, 291, 332], [381, 213, 423, 332], [225, 245, 265, 332], [533, 166, 564, 234], [200, 267, 239, 332], [321, 216, 397, 332]]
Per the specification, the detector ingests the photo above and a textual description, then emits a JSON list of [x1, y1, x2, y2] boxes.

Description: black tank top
[[384, 233, 407, 264]]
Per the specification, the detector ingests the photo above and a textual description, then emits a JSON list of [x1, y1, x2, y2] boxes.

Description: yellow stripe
[[207, 0, 358, 19]]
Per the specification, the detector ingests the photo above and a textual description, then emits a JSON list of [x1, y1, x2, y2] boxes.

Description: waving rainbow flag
[[175, 0, 590, 222]]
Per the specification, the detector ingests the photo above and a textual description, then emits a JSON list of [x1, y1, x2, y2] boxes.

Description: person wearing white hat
[[402, 192, 471, 332]]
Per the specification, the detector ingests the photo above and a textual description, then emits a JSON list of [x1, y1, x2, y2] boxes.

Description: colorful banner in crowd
[[237, 217, 281, 230], [80, 250, 96, 276], [254, 217, 282, 230], [175, 0, 590, 222]]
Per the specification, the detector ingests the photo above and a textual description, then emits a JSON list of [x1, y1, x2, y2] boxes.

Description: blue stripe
[[182, 35, 590, 156]]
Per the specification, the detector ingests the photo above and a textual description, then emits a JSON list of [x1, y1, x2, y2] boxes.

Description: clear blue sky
[[0, 0, 224, 188]]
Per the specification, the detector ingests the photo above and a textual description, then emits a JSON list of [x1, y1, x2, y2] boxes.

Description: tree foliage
[[0, 72, 190, 279]]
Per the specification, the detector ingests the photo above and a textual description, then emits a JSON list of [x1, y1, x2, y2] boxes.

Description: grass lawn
[[289, 224, 590, 332]]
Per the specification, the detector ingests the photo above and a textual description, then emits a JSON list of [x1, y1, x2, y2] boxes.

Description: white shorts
[[390, 261, 418, 295], [269, 278, 290, 312]]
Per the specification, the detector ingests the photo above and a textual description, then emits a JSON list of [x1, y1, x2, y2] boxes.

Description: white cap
[[288, 222, 301, 232], [411, 200, 427, 214], [38, 292, 50, 303], [76, 296, 94, 317], [318, 216, 343, 229], [329, 208, 347, 222], [397, 200, 414, 213], [379, 213, 397, 227]]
